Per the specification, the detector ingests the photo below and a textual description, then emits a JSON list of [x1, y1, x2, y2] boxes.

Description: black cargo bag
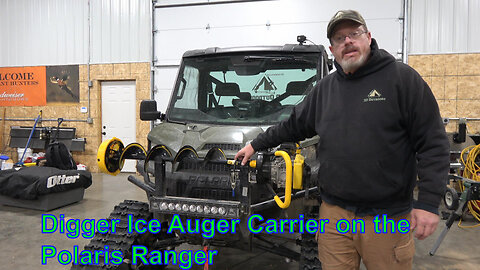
[[0, 166, 92, 200], [46, 141, 76, 170], [44, 118, 77, 170]]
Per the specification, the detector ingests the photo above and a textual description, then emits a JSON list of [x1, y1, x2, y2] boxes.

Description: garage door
[[152, 0, 404, 111]]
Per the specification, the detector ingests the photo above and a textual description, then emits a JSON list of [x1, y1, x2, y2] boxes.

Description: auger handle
[[273, 151, 293, 209]]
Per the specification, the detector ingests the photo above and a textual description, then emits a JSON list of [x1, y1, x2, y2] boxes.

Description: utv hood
[[147, 122, 267, 158]]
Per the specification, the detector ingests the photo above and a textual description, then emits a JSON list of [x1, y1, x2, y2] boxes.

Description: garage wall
[[408, 0, 480, 134], [0, 0, 151, 67], [90, 0, 151, 64], [0, 63, 151, 172], [408, 54, 480, 134], [409, 0, 480, 54], [73, 63, 151, 171], [0, 0, 152, 172], [0, 0, 88, 67]]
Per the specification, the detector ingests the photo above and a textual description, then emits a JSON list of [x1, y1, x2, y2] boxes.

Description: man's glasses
[[332, 30, 367, 45]]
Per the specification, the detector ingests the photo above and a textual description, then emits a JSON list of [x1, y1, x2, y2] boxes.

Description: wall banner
[[0, 66, 46, 106]]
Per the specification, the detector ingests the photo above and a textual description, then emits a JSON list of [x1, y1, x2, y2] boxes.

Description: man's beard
[[337, 46, 368, 74]]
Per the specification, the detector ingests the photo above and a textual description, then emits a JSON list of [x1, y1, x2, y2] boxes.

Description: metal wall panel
[[409, 0, 480, 54], [425, 0, 440, 52], [468, 0, 480, 52], [438, 0, 454, 52], [453, 0, 469, 53], [0, 0, 88, 67], [0, 0, 151, 67], [90, 0, 151, 64]]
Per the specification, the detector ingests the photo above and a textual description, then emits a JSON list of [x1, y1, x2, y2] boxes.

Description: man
[[235, 10, 450, 270]]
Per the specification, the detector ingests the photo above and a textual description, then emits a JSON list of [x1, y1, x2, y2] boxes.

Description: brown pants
[[316, 202, 415, 270]]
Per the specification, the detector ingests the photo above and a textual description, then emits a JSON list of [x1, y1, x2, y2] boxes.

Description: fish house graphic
[[368, 89, 382, 98], [253, 75, 277, 92]]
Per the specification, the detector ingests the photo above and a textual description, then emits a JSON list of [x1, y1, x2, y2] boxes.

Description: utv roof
[[183, 44, 326, 58]]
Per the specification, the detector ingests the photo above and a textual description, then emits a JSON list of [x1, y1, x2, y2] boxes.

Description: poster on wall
[[46, 65, 80, 103], [0, 66, 46, 106]]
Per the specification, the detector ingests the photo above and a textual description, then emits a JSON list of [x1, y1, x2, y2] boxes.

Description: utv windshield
[[167, 53, 319, 125]]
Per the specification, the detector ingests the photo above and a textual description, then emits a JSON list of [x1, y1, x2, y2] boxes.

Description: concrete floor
[[1, 173, 480, 270]]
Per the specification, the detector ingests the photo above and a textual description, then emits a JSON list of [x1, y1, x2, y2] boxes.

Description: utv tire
[[299, 231, 322, 270], [299, 205, 321, 270], [71, 200, 173, 270]]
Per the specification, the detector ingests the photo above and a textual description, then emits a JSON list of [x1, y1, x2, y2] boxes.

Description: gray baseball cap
[[327, 10, 367, 39]]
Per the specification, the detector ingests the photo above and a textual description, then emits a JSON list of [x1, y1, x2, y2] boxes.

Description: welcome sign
[[0, 66, 47, 106]]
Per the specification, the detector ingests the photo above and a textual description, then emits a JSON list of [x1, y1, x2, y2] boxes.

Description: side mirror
[[140, 100, 163, 121]]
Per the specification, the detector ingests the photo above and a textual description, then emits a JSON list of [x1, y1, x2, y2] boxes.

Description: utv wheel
[[71, 200, 176, 270], [444, 187, 459, 210], [299, 231, 322, 270]]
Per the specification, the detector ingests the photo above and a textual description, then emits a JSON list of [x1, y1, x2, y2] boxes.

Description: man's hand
[[410, 208, 439, 240], [235, 144, 255, 165]]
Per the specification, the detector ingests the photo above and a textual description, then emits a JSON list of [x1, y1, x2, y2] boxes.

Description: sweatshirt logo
[[364, 89, 386, 102]]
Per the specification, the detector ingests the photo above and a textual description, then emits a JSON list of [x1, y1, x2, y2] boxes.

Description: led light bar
[[150, 196, 241, 218]]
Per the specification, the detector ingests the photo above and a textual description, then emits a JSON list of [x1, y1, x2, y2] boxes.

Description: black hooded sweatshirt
[[251, 39, 450, 216]]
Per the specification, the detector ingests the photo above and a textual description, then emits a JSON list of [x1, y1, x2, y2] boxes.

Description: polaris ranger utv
[[83, 37, 331, 270]]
